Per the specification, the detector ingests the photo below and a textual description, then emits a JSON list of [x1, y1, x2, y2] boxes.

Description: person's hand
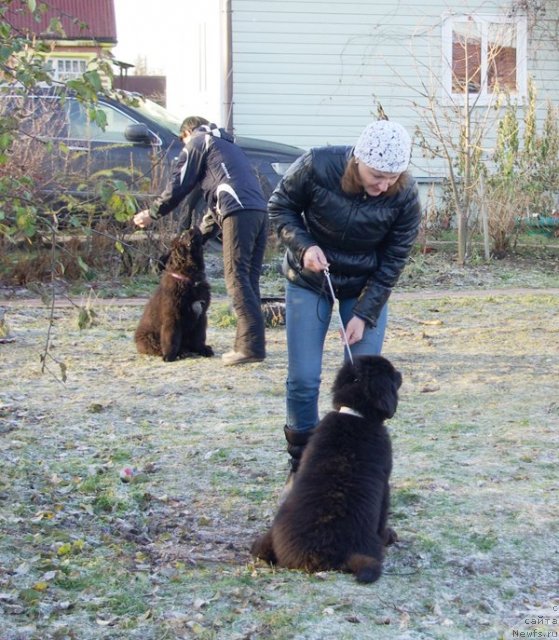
[[133, 210, 153, 228], [303, 245, 329, 272], [343, 316, 366, 345]]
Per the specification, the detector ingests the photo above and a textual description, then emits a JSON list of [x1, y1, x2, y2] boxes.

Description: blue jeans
[[285, 281, 387, 432]]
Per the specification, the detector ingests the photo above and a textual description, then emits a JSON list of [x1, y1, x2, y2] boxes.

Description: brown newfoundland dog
[[134, 227, 213, 361], [251, 355, 402, 583]]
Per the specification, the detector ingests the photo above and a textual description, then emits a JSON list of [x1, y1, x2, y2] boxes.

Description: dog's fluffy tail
[[346, 552, 383, 583]]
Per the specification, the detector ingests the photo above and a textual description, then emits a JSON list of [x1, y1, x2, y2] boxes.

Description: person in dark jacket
[[268, 119, 421, 485], [134, 116, 268, 366]]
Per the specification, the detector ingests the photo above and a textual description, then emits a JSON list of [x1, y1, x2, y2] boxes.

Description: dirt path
[[2, 286, 559, 309]]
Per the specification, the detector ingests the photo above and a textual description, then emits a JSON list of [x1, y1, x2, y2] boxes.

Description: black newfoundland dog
[[134, 227, 213, 362], [251, 355, 402, 583]]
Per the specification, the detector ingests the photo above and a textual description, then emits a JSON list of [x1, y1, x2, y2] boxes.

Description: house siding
[[232, 0, 424, 147], [231, 0, 559, 181]]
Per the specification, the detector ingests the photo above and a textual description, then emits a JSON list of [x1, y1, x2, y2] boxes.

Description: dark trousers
[[222, 209, 268, 358]]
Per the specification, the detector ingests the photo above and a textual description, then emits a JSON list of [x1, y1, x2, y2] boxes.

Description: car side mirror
[[124, 123, 152, 144]]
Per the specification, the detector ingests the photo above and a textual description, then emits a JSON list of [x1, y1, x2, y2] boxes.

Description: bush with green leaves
[[0, 0, 141, 278]]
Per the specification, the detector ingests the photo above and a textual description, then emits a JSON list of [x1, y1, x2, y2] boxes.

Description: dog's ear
[[371, 377, 399, 419], [157, 251, 171, 272], [332, 358, 359, 390], [331, 359, 364, 412], [358, 357, 401, 419]]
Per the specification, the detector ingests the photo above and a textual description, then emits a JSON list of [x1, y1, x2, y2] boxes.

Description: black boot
[[280, 426, 314, 502]]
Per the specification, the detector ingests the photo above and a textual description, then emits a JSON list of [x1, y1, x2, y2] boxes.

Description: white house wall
[[230, 0, 559, 182]]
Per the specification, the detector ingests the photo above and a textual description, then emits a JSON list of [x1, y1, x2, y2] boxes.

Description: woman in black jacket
[[268, 120, 421, 481]]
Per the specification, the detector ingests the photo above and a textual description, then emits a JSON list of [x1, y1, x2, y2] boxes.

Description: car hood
[[235, 135, 305, 157]]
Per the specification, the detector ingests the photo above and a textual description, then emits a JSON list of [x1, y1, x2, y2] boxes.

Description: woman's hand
[[303, 245, 329, 272], [343, 316, 366, 345], [133, 210, 153, 228]]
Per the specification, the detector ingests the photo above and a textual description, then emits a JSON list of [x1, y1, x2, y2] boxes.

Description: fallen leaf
[[42, 570, 57, 581], [15, 562, 31, 576], [138, 609, 152, 621], [96, 616, 118, 626], [193, 598, 209, 609], [421, 384, 440, 393]]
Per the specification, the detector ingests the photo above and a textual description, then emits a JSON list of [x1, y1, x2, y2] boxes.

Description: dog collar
[[169, 272, 190, 282], [339, 406, 364, 418]]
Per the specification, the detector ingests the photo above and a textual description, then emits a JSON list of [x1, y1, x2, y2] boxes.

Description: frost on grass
[[0, 288, 558, 640]]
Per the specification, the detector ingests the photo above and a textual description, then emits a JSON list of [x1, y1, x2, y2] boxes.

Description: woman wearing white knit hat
[[268, 119, 421, 491]]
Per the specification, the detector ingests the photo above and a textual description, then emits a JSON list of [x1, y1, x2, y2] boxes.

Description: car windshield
[[126, 96, 183, 136]]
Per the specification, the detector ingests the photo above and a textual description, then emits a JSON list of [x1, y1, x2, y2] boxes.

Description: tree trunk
[[457, 208, 468, 265]]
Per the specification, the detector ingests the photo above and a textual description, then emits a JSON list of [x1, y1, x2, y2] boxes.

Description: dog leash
[[324, 267, 353, 364]]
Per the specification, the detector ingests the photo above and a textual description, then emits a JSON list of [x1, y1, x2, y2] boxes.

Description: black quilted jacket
[[268, 145, 421, 327]]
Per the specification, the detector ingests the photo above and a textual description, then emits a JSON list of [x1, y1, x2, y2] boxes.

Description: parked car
[[1, 87, 305, 229]]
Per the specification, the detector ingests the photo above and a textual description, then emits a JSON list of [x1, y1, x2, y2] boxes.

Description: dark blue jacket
[[268, 146, 421, 327], [149, 124, 266, 225]]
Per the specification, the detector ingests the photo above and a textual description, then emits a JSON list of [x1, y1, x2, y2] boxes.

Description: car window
[[66, 99, 137, 143], [126, 96, 182, 136], [0, 95, 68, 138]]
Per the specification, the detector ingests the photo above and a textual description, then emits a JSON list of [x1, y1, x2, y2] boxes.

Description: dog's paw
[[250, 531, 276, 564], [382, 527, 398, 546], [201, 345, 214, 357], [347, 553, 382, 583]]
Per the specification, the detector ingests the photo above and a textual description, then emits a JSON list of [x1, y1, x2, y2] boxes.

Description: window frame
[[49, 57, 88, 82], [441, 13, 528, 105]]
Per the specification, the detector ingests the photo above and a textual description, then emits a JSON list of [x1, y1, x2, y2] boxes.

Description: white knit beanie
[[353, 120, 412, 173]]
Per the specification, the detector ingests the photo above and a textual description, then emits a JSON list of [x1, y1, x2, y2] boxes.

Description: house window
[[442, 15, 527, 102], [51, 58, 87, 81]]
